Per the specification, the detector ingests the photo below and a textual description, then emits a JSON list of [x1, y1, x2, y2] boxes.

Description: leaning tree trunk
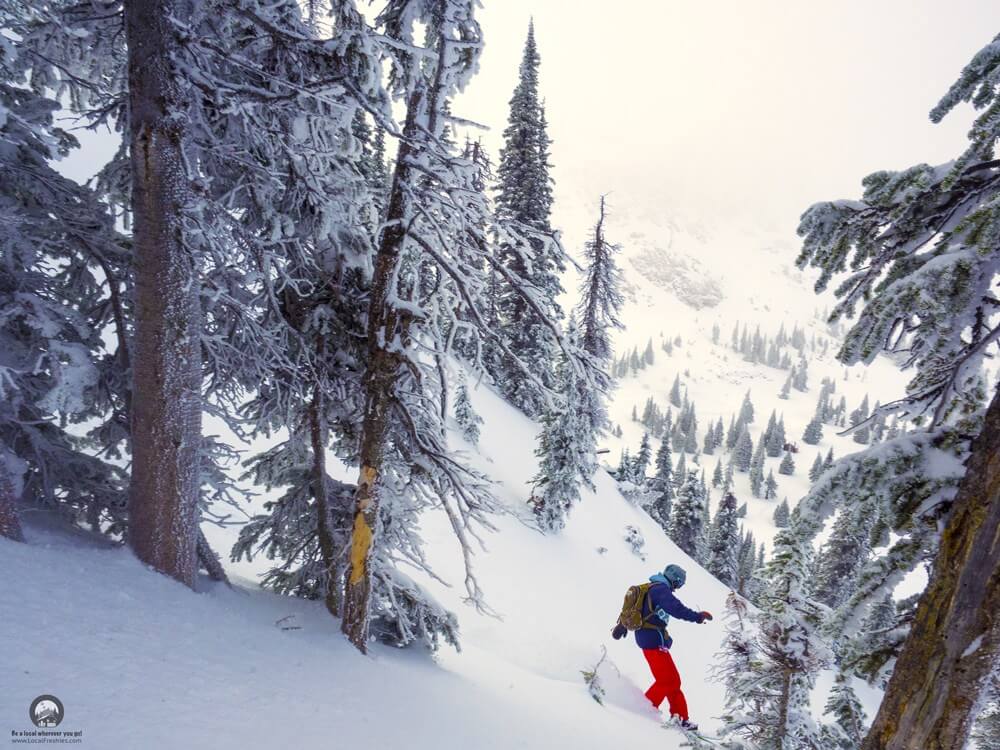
[[341, 93, 422, 654], [196, 529, 229, 584], [310, 378, 341, 618], [862, 384, 1000, 750], [124, 0, 202, 589]]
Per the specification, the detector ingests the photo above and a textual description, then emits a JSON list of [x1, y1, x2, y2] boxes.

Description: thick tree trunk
[[124, 0, 202, 589], [0, 464, 24, 542], [862, 385, 1000, 750], [341, 93, 421, 653]]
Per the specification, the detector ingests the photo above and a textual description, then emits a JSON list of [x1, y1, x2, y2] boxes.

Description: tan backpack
[[616, 582, 659, 631]]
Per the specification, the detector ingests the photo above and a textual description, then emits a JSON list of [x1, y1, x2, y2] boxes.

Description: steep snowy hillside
[[564, 191, 909, 552], [4, 383, 741, 750], [0, 188, 900, 749]]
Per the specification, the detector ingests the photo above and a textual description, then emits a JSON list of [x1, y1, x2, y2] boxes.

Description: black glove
[[612, 623, 627, 640]]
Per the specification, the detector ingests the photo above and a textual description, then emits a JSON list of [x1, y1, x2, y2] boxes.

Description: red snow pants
[[642, 648, 689, 720]]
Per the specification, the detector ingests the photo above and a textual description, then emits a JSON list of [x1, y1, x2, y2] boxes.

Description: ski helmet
[[663, 564, 687, 589]]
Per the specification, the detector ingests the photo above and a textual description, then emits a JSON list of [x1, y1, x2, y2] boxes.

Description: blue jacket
[[634, 573, 704, 650]]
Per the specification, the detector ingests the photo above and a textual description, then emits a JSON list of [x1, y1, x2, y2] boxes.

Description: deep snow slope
[[580, 191, 908, 550], [2, 383, 732, 750]]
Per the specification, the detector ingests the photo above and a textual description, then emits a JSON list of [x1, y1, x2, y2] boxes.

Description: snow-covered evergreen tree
[[780, 373, 793, 399], [0, 23, 129, 540], [766, 415, 787, 457], [749, 439, 767, 497], [841, 594, 901, 688], [455, 378, 483, 444], [734, 428, 754, 472], [762, 411, 777, 449], [764, 470, 778, 500], [796, 41, 1000, 732], [725, 415, 739, 449], [779, 451, 796, 475], [812, 501, 874, 610], [739, 390, 755, 425], [669, 375, 683, 408], [647, 440, 674, 530], [802, 414, 824, 445], [336, 2, 589, 652], [711, 460, 724, 488], [718, 517, 830, 748], [531, 325, 594, 531], [773, 498, 791, 528], [494, 21, 563, 416], [808, 453, 825, 483], [668, 469, 706, 560], [706, 492, 740, 587], [734, 530, 760, 600], [576, 194, 624, 438], [632, 432, 652, 483], [820, 670, 868, 749], [673, 452, 687, 487]]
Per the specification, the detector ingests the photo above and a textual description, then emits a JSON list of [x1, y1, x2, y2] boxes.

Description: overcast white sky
[[453, 1, 1000, 235]]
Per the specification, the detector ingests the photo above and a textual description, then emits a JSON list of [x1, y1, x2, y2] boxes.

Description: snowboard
[[661, 718, 725, 748]]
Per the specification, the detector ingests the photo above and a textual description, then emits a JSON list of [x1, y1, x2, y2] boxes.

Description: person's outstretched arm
[[651, 587, 712, 623]]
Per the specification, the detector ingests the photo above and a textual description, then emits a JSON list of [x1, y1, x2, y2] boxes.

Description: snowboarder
[[612, 564, 712, 730]]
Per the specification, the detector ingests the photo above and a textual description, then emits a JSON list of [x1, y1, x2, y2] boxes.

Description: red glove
[[699, 611, 713, 623]]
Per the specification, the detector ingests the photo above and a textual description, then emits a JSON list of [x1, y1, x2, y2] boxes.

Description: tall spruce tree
[[494, 22, 562, 416], [121, 0, 205, 588], [17, 0, 395, 593], [576, 195, 624, 438]]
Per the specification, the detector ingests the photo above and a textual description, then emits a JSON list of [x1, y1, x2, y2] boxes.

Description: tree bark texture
[[310, 381, 342, 618], [124, 0, 202, 589], [863, 384, 1000, 750], [0, 464, 24, 543], [341, 92, 422, 653]]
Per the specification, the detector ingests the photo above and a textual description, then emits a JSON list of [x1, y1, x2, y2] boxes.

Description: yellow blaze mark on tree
[[359, 465, 377, 491], [348, 512, 373, 585], [348, 465, 377, 585]]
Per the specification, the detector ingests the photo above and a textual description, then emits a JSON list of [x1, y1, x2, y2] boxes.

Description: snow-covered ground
[[3, 381, 735, 749], [1, 191, 902, 750]]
